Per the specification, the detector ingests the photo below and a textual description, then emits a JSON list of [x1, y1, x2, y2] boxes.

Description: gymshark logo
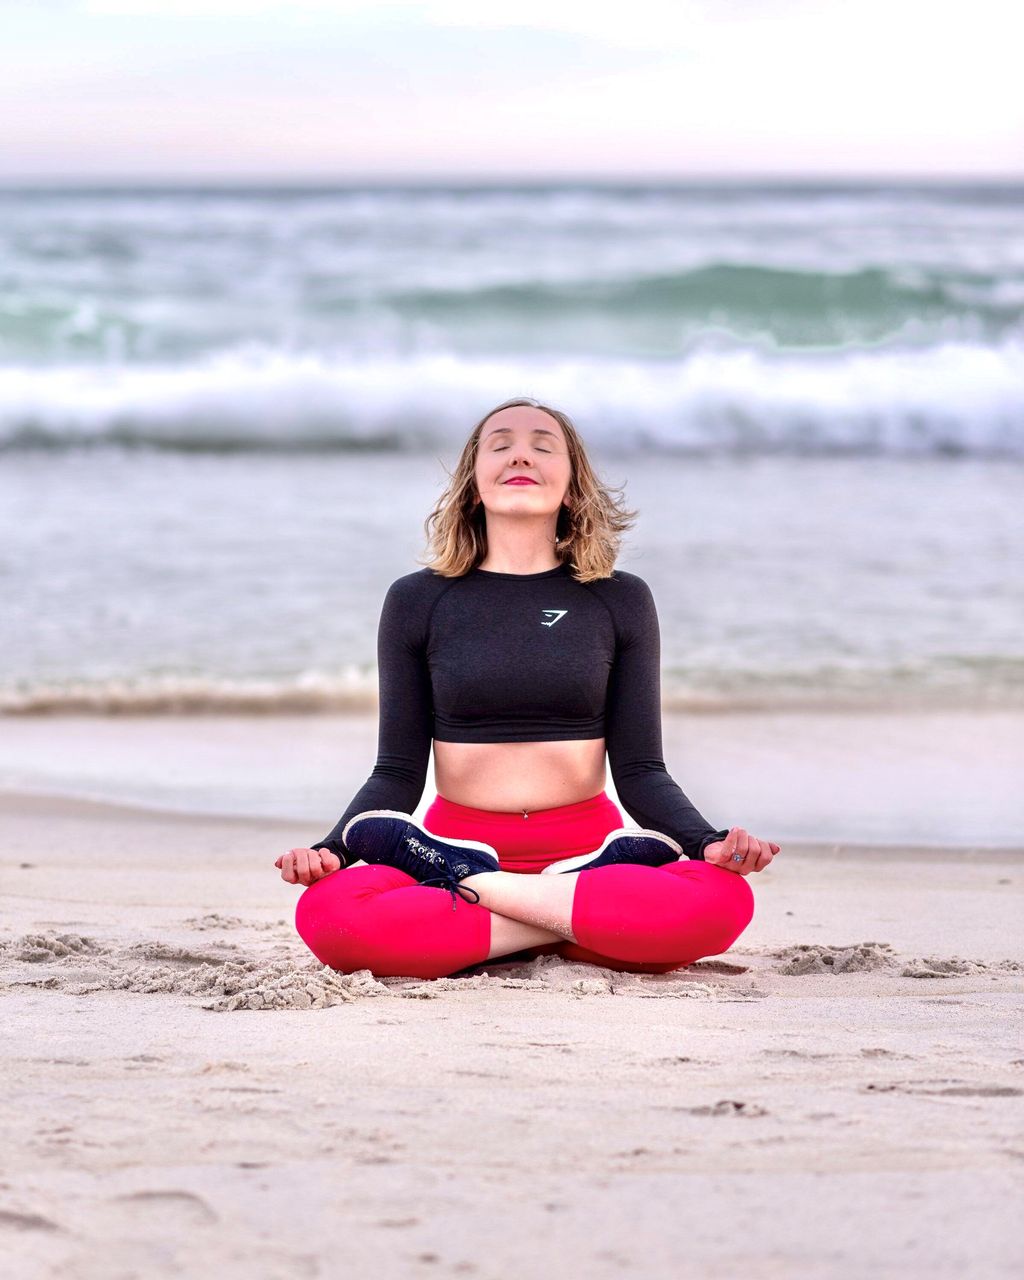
[[541, 609, 567, 627]]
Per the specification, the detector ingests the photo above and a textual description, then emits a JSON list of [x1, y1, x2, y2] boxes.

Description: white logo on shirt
[[541, 610, 567, 627]]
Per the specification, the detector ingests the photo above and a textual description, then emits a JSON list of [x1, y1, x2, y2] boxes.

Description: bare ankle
[[487, 912, 563, 959]]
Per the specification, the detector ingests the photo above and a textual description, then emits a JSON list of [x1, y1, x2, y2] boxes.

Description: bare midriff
[[432, 738, 607, 813]]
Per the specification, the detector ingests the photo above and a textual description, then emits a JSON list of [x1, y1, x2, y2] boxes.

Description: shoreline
[[4, 689, 1021, 715], [3, 788, 1022, 861], [0, 708, 1020, 850]]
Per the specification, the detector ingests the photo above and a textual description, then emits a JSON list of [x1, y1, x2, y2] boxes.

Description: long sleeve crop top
[[310, 561, 730, 864]]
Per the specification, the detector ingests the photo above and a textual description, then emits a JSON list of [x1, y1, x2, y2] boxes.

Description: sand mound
[[15, 928, 1015, 1009], [3, 932, 106, 962], [772, 941, 1024, 979], [773, 941, 898, 974], [104, 957, 390, 1009], [1, 928, 760, 1009]]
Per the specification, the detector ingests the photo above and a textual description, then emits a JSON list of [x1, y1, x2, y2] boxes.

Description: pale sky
[[1, 0, 1020, 180]]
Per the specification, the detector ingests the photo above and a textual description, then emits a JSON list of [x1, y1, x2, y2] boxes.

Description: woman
[[277, 397, 779, 979]]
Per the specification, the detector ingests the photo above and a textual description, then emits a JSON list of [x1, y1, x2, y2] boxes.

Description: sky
[[1, 0, 1021, 180]]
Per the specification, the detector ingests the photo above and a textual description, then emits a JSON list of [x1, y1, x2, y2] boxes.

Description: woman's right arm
[[306, 575, 435, 867]]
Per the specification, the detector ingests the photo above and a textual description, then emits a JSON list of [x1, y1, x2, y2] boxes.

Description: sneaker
[[341, 809, 500, 909], [540, 827, 683, 875]]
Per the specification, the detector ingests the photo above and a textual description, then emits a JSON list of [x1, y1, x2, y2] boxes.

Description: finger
[[728, 836, 754, 876], [753, 841, 774, 872], [730, 828, 750, 868], [274, 855, 283, 868], [302, 850, 325, 884], [716, 827, 736, 864], [716, 827, 745, 873], [708, 827, 736, 866], [293, 849, 313, 884], [280, 852, 298, 884], [311, 850, 336, 879], [769, 843, 780, 853]]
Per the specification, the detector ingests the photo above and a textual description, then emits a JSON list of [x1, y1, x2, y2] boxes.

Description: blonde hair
[[419, 397, 637, 584]]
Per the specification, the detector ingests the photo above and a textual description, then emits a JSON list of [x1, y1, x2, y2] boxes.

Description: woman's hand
[[703, 828, 780, 876], [275, 847, 342, 886]]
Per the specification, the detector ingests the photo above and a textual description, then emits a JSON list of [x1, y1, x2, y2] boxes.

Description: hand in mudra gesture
[[275, 847, 343, 885], [703, 827, 780, 876]]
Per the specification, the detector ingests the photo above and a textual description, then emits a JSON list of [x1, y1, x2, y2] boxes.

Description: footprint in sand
[[686, 1099, 770, 1118], [183, 913, 286, 932], [652, 1099, 769, 1118], [0, 1209, 61, 1233], [108, 1190, 218, 1227], [121, 1054, 167, 1071], [931, 1085, 1022, 1096], [761, 1048, 836, 1059], [901, 956, 1024, 978], [122, 941, 241, 967], [865, 1079, 1023, 1097], [689, 959, 750, 975]]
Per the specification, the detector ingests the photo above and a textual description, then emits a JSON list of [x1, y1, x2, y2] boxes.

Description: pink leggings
[[295, 791, 755, 980]]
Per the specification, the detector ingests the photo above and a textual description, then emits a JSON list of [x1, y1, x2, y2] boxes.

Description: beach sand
[[2, 716, 1023, 1279]]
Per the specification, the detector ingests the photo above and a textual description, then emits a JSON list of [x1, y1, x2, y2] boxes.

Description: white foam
[[1, 338, 1021, 456]]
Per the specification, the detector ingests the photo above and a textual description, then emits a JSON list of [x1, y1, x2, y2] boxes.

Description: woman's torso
[[433, 737, 607, 812], [388, 562, 650, 813]]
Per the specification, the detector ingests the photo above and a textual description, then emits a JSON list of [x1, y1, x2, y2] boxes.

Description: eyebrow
[[484, 426, 559, 440]]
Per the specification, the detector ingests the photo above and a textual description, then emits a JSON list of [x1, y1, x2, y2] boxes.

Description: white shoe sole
[[341, 809, 501, 866], [540, 826, 683, 875]]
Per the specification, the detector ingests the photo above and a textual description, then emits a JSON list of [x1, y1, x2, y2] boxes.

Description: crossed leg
[[295, 859, 754, 980], [467, 861, 754, 969]]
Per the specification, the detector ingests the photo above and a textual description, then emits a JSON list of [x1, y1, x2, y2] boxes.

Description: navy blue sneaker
[[540, 827, 683, 875], [341, 809, 500, 909]]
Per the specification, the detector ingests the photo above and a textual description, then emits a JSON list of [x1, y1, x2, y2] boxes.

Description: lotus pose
[[277, 397, 779, 979]]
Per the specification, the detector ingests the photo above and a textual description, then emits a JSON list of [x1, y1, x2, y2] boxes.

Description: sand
[[2, 719, 1023, 1279]]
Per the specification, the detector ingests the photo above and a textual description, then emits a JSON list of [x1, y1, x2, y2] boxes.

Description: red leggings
[[295, 791, 755, 980]]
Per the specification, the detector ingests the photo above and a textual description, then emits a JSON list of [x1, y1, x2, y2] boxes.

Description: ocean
[[1, 180, 1021, 714]]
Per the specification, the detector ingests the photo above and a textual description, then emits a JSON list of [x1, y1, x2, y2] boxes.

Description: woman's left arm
[[604, 574, 779, 873]]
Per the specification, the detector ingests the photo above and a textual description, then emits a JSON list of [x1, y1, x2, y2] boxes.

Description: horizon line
[[0, 171, 1021, 188]]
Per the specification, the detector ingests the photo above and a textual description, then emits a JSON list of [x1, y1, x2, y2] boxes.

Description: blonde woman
[[278, 397, 778, 978]]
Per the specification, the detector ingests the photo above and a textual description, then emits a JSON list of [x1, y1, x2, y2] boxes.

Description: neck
[[477, 515, 560, 575]]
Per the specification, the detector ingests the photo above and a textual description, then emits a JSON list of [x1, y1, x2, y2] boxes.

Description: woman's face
[[473, 406, 572, 522]]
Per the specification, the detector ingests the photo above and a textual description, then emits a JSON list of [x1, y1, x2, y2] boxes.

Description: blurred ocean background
[[2, 180, 1022, 715]]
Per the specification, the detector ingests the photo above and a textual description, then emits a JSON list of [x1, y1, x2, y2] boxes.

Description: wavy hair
[[419, 397, 637, 583]]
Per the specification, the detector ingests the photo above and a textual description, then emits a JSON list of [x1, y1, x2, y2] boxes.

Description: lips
[[504, 478, 538, 485]]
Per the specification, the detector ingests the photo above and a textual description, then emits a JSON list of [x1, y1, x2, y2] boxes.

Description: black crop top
[[311, 561, 730, 862]]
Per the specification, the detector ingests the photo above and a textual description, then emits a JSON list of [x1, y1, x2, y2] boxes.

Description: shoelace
[[420, 873, 482, 911]]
